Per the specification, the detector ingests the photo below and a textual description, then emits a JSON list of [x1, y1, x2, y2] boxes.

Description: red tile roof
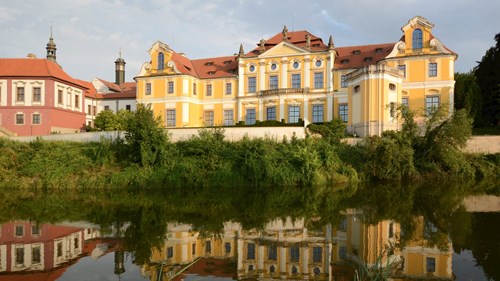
[[247, 30, 328, 55], [0, 58, 87, 89], [334, 43, 395, 69], [191, 56, 238, 79], [97, 78, 122, 92]]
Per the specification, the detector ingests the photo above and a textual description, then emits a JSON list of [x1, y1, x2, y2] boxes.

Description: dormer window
[[353, 50, 361, 55], [375, 48, 383, 53], [412, 29, 423, 49], [158, 52, 164, 70], [205, 61, 214, 66], [224, 60, 232, 65], [364, 57, 372, 62], [341, 59, 349, 64], [208, 71, 216, 75], [312, 44, 320, 47], [184, 65, 191, 71]]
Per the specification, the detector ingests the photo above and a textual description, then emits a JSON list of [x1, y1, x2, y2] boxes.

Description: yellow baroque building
[[135, 16, 457, 137]]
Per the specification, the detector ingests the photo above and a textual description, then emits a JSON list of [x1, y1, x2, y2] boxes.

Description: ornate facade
[[135, 16, 456, 137]]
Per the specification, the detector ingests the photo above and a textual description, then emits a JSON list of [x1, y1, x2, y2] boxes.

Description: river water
[[0, 181, 498, 281]]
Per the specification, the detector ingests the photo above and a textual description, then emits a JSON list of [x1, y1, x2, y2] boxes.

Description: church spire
[[328, 35, 335, 50], [115, 48, 126, 85], [46, 26, 57, 62]]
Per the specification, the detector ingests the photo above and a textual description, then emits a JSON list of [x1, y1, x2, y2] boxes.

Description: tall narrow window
[[158, 52, 165, 70], [429, 62, 437, 77], [16, 87, 25, 102], [206, 84, 212, 96], [57, 242, 63, 257], [58, 90, 63, 104], [248, 77, 256, 92], [33, 87, 41, 102], [402, 97, 409, 107], [312, 105, 323, 123], [225, 83, 232, 95], [314, 72, 324, 89], [224, 109, 234, 126], [426, 257, 436, 273], [269, 75, 278, 89], [204, 111, 214, 126], [168, 81, 174, 94], [288, 105, 300, 123], [412, 29, 423, 49], [146, 83, 152, 95], [74, 237, 79, 249], [341, 75, 347, 88], [339, 104, 348, 123], [167, 246, 174, 258], [266, 107, 276, 121], [32, 113, 41, 125], [398, 65, 406, 77], [313, 247, 322, 263], [15, 113, 24, 125], [268, 244, 277, 260], [205, 241, 211, 254], [32, 246, 41, 263], [225, 242, 231, 254], [291, 74, 301, 88], [246, 108, 256, 125], [247, 243, 255, 259], [16, 248, 24, 265], [32, 224, 40, 235], [87, 105, 92, 115], [75, 94, 79, 108], [166, 109, 176, 127], [290, 245, 300, 262], [193, 83, 197, 95]]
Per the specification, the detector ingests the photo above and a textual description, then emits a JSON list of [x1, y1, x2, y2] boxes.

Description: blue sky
[[1, 0, 499, 82]]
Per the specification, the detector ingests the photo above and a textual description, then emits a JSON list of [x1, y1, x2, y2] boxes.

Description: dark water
[[0, 181, 498, 281]]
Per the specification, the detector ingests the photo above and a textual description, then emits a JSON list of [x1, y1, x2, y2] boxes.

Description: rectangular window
[[168, 81, 174, 94], [341, 75, 347, 88], [246, 108, 256, 125], [32, 246, 41, 263], [16, 248, 24, 265], [87, 105, 92, 115], [32, 224, 40, 235], [425, 96, 440, 114], [426, 257, 436, 273], [248, 77, 256, 92], [225, 242, 231, 254], [288, 105, 300, 123], [146, 83, 152, 95], [339, 246, 347, 259], [193, 83, 197, 95], [204, 111, 214, 126], [402, 97, 409, 107], [126, 104, 131, 111], [32, 113, 41, 125], [192, 243, 196, 255], [338, 216, 347, 231], [266, 106, 276, 121], [16, 87, 25, 102], [398, 65, 406, 77], [429, 63, 437, 77], [57, 241, 63, 257], [339, 104, 348, 123], [167, 246, 174, 258], [291, 74, 301, 88], [290, 245, 300, 262], [225, 83, 232, 95], [15, 225, 24, 237], [74, 237, 79, 249], [58, 90, 63, 104], [15, 113, 24, 125], [313, 247, 322, 263], [206, 84, 212, 96], [104, 105, 110, 111], [312, 105, 324, 123], [93, 106, 96, 115], [224, 109, 234, 126], [268, 244, 277, 260], [269, 75, 278, 89], [33, 87, 41, 102], [205, 241, 211, 254], [166, 109, 176, 127], [314, 72, 324, 89], [247, 243, 255, 259], [75, 94, 79, 108]]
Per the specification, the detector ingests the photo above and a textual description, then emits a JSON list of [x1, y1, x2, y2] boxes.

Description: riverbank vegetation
[[0, 104, 499, 189]]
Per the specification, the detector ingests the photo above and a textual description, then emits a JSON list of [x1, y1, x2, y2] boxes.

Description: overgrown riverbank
[[1, 104, 499, 189]]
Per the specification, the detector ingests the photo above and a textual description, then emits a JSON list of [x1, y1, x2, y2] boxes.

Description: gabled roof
[[191, 55, 238, 79], [96, 78, 122, 92], [334, 43, 395, 69], [247, 30, 328, 55], [0, 58, 87, 89], [80, 78, 136, 99]]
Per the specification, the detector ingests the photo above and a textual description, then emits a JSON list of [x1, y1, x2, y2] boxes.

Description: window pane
[[270, 76, 278, 89], [226, 83, 232, 95], [339, 104, 348, 123], [158, 52, 164, 70], [291, 74, 301, 88], [314, 72, 324, 89], [206, 84, 212, 96], [168, 81, 174, 93], [290, 245, 300, 262], [224, 109, 234, 126], [166, 110, 176, 127], [246, 108, 256, 125], [313, 247, 322, 263], [204, 111, 214, 126], [32, 114, 41, 125], [288, 106, 300, 123], [33, 87, 41, 102], [248, 77, 256, 92], [247, 243, 255, 259], [412, 29, 423, 49], [266, 107, 276, 121], [312, 105, 323, 123], [341, 75, 347, 88], [429, 63, 437, 77]]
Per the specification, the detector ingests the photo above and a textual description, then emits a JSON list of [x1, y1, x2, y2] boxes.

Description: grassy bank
[[1, 104, 499, 189]]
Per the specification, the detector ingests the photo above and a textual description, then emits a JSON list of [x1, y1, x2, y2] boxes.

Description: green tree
[[94, 109, 120, 131], [121, 104, 170, 167], [454, 71, 482, 125], [475, 33, 500, 127]]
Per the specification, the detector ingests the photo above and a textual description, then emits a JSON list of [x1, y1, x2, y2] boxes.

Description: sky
[[1, 0, 499, 83]]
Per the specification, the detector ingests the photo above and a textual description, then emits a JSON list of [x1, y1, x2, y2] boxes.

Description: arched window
[[412, 29, 423, 49], [158, 52, 164, 70]]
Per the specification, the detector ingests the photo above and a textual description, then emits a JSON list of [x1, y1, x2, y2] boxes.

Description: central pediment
[[259, 42, 308, 58]]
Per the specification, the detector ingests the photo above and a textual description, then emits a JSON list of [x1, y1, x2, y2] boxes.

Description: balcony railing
[[259, 87, 306, 96]]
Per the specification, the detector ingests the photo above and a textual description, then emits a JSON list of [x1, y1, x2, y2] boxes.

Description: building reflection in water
[[146, 212, 453, 281]]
